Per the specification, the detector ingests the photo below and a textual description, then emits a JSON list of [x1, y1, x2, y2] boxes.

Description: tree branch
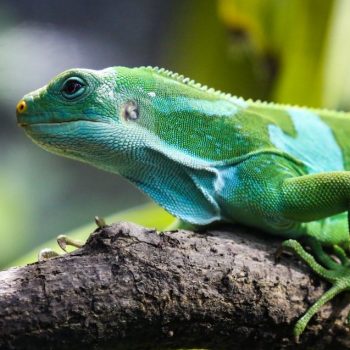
[[1, 222, 350, 349]]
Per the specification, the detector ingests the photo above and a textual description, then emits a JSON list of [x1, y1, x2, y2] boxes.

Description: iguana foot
[[38, 216, 106, 260], [38, 235, 84, 260], [56, 216, 107, 252], [282, 239, 350, 341]]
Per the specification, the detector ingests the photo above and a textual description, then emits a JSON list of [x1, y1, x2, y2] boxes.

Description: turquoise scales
[[16, 66, 350, 338]]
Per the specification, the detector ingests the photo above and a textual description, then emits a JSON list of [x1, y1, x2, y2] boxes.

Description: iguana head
[[16, 67, 144, 171], [16, 66, 241, 224], [16, 66, 245, 169], [16, 66, 197, 168]]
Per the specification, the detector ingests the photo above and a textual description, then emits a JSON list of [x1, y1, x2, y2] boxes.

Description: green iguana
[[16, 66, 350, 338]]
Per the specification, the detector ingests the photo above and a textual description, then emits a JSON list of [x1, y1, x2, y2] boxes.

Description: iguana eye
[[61, 77, 86, 99]]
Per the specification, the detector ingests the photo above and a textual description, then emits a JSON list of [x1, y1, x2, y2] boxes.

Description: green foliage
[[218, 0, 334, 104], [167, 0, 350, 109]]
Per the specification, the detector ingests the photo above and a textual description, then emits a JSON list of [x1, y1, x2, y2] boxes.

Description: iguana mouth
[[17, 112, 102, 128], [17, 119, 101, 127]]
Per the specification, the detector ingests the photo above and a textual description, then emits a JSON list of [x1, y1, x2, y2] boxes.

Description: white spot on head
[[148, 92, 156, 98], [154, 97, 239, 117]]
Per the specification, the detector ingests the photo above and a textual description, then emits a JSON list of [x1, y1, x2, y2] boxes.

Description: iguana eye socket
[[61, 77, 86, 100]]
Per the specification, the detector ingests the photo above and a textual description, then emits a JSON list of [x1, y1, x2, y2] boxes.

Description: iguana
[[16, 66, 350, 338]]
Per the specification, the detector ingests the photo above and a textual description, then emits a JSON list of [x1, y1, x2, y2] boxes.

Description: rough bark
[[0, 222, 350, 350]]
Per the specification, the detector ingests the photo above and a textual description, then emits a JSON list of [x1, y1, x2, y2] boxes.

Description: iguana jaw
[[17, 114, 102, 128]]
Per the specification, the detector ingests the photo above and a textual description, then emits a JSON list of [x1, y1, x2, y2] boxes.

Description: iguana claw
[[57, 235, 84, 252]]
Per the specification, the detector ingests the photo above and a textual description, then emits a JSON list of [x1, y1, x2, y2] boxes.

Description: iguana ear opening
[[122, 101, 139, 121]]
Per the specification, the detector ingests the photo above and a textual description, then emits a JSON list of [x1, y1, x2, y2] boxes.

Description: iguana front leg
[[223, 158, 350, 338], [280, 171, 350, 338], [282, 239, 350, 339]]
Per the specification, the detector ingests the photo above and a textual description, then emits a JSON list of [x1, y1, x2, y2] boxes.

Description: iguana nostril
[[16, 100, 27, 114]]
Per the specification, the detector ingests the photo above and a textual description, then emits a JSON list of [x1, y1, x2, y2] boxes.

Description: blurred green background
[[1, 0, 350, 268]]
